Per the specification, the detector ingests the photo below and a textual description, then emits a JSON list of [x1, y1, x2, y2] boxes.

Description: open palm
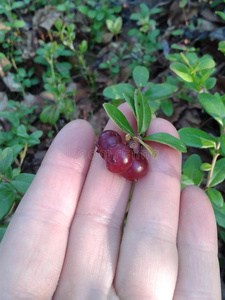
[[0, 104, 221, 300]]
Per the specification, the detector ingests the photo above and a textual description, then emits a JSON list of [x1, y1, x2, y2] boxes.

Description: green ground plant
[[126, 3, 162, 69], [99, 42, 127, 78], [77, 0, 122, 44], [169, 52, 225, 230], [0, 0, 224, 255], [0, 101, 42, 241], [34, 40, 77, 125], [103, 64, 225, 233]]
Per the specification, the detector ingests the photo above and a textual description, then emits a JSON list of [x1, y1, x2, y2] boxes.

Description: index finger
[[0, 120, 95, 299]]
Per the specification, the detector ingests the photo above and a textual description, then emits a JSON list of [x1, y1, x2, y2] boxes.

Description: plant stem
[[205, 126, 225, 189], [19, 142, 28, 169], [205, 151, 220, 190], [133, 136, 157, 157]]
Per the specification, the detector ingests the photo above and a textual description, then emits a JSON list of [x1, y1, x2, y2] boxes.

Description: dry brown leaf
[[2, 72, 21, 92], [0, 56, 11, 78], [0, 92, 8, 111], [33, 5, 62, 30]]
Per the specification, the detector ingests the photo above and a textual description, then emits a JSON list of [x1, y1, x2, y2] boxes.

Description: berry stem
[[133, 136, 157, 157]]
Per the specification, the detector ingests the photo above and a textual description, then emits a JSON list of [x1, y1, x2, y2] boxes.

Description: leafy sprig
[[103, 66, 187, 157]]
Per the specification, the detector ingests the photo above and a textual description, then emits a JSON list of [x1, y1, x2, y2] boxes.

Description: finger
[[54, 104, 135, 299], [0, 120, 95, 299], [115, 118, 181, 300], [173, 185, 221, 300]]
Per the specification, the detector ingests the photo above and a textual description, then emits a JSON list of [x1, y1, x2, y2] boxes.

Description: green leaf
[[181, 174, 195, 189], [198, 55, 215, 70], [180, 52, 190, 65], [161, 100, 173, 116], [55, 62, 72, 76], [133, 66, 149, 88], [218, 41, 225, 55], [12, 1, 26, 9], [28, 131, 43, 147], [209, 158, 225, 187], [106, 19, 114, 32], [78, 5, 88, 15], [220, 135, 225, 156], [11, 20, 26, 28], [0, 225, 7, 242], [204, 77, 216, 90], [54, 18, 63, 31], [212, 204, 225, 228], [40, 105, 60, 125], [114, 16, 123, 33], [88, 10, 96, 19], [122, 93, 136, 117], [0, 111, 20, 127], [96, 12, 105, 21], [79, 40, 88, 53], [11, 173, 35, 195], [198, 93, 225, 126], [103, 84, 135, 100], [0, 148, 14, 174], [170, 62, 193, 82], [216, 11, 225, 21], [144, 83, 177, 100], [200, 163, 212, 171], [178, 128, 216, 148], [57, 4, 67, 11], [143, 132, 187, 152], [182, 154, 203, 186], [0, 183, 16, 220], [134, 90, 144, 134], [17, 125, 29, 138], [206, 188, 224, 208], [171, 29, 184, 36], [103, 103, 134, 136], [141, 95, 151, 135]]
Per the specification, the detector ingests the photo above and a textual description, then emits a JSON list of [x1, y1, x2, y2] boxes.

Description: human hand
[[0, 104, 221, 299]]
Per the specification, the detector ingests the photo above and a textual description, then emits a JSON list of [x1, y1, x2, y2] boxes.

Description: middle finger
[[115, 118, 182, 300]]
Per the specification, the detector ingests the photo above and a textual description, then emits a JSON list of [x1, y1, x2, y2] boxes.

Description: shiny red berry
[[96, 130, 122, 158], [105, 143, 133, 174], [122, 154, 148, 180]]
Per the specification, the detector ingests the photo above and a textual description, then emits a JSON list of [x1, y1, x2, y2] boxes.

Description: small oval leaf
[[141, 95, 151, 135], [0, 148, 14, 174], [103, 84, 135, 100], [103, 103, 134, 136], [170, 62, 193, 82], [11, 173, 35, 195], [200, 163, 212, 171], [198, 93, 225, 126], [178, 127, 216, 148], [209, 158, 225, 187], [134, 90, 144, 134], [133, 66, 149, 88], [143, 132, 187, 152], [182, 154, 203, 186], [122, 92, 136, 117], [0, 183, 16, 220], [206, 188, 224, 208]]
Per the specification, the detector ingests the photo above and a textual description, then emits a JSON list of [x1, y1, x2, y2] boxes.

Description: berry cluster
[[96, 130, 148, 180]]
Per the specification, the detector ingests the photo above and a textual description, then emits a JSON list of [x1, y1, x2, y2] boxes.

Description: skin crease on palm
[[0, 103, 221, 300]]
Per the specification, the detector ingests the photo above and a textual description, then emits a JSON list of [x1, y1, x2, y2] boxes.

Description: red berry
[[122, 154, 148, 180], [105, 143, 133, 174], [96, 130, 122, 158]]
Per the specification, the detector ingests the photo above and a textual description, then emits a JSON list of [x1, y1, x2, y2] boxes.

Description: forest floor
[[0, 0, 225, 296]]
